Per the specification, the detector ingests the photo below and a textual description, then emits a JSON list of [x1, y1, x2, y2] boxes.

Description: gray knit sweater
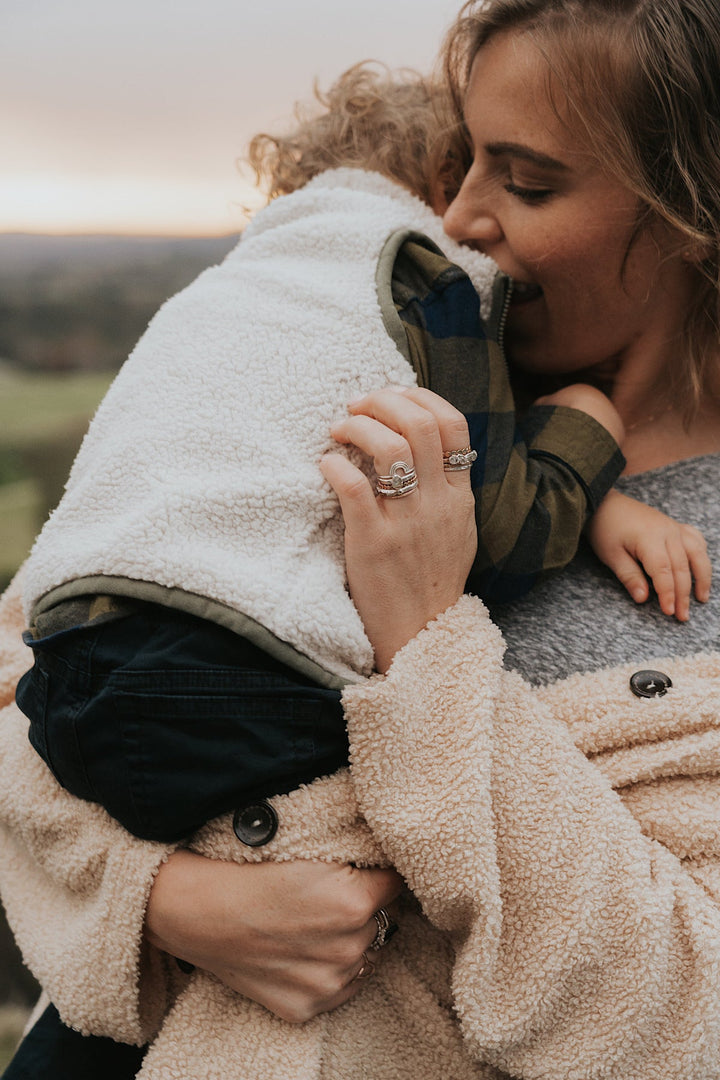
[[491, 454, 720, 683]]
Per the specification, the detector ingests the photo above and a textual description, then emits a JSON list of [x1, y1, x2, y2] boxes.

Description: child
[[16, 62, 699, 851]]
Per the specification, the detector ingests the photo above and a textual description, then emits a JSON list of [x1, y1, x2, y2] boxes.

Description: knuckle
[[413, 414, 439, 440], [386, 437, 411, 463], [683, 527, 707, 549], [322, 969, 352, 999], [343, 473, 369, 500], [446, 417, 471, 445], [278, 1002, 317, 1025], [338, 894, 373, 931], [330, 939, 364, 970]]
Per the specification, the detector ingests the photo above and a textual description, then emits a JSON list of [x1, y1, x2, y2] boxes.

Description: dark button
[[629, 669, 672, 699], [233, 801, 278, 847]]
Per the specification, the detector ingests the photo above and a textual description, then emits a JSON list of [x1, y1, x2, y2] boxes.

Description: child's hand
[[586, 490, 711, 621]]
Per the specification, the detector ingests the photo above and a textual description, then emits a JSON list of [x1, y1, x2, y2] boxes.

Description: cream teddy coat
[[2, 566, 720, 1079]]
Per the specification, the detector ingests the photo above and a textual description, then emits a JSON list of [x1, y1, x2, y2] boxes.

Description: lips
[[511, 280, 544, 304]]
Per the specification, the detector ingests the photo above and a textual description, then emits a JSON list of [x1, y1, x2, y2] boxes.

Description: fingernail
[[631, 588, 646, 602]]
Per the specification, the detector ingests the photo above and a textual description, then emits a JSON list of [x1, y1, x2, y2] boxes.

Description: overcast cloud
[[3, 0, 462, 232]]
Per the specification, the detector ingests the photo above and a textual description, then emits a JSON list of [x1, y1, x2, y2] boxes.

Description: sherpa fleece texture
[[21, 169, 496, 684], [2, 567, 720, 1078]]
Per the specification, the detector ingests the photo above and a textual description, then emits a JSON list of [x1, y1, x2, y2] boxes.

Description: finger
[[328, 416, 421, 512], [356, 864, 403, 901], [347, 390, 446, 492], [637, 541, 680, 619], [684, 526, 711, 603], [330, 414, 415, 478], [319, 453, 382, 534], [397, 387, 474, 489], [604, 548, 650, 605], [665, 535, 693, 622]]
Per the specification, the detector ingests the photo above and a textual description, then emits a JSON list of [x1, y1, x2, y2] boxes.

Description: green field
[[0, 369, 112, 445], [0, 370, 113, 586]]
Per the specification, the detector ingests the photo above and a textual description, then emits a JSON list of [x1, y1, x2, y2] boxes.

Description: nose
[[443, 176, 503, 251]]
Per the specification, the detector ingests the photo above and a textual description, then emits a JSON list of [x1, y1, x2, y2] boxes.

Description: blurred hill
[[0, 233, 238, 372]]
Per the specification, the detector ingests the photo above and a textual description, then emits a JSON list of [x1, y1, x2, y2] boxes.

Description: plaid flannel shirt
[[386, 236, 625, 602]]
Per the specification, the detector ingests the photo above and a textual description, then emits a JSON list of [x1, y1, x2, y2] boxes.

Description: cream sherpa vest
[[22, 169, 496, 684]]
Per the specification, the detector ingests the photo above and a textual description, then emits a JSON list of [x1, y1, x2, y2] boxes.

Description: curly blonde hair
[[246, 62, 466, 210]]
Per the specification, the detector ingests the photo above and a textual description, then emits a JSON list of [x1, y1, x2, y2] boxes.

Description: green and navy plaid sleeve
[[378, 234, 625, 603]]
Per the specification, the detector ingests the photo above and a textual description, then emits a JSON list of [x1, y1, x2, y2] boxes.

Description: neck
[[606, 344, 720, 476]]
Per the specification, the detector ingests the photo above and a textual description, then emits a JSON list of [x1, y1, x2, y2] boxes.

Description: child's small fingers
[[605, 549, 650, 604], [636, 547, 677, 617], [668, 534, 697, 621], [652, 536, 692, 621], [683, 525, 711, 603]]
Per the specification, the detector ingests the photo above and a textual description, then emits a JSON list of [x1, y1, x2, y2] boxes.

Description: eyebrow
[[485, 141, 570, 172]]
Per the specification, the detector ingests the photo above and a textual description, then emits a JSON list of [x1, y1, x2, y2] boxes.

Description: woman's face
[[443, 30, 694, 379]]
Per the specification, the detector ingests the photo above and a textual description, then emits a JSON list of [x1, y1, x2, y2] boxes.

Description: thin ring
[[369, 907, 399, 951], [443, 447, 478, 472], [376, 460, 418, 499], [353, 951, 376, 981]]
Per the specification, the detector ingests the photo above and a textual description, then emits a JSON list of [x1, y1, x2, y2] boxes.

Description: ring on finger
[[369, 907, 399, 951], [353, 951, 376, 981], [443, 447, 477, 472], [376, 460, 418, 499]]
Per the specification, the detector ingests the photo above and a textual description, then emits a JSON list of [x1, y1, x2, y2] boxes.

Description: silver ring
[[443, 447, 477, 472], [369, 907, 398, 950], [353, 951, 375, 981], [376, 460, 418, 499]]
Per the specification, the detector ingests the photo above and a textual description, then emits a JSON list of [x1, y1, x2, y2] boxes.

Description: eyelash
[[504, 182, 554, 204]]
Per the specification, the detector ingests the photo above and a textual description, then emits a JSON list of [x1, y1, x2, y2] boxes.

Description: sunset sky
[[4, 0, 462, 236]]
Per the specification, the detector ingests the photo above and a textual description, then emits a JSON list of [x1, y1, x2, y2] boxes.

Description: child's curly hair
[[246, 62, 466, 210]]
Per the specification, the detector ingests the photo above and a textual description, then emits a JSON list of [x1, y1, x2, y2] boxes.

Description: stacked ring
[[376, 460, 418, 498], [353, 951, 376, 980], [369, 907, 399, 951], [443, 446, 478, 472]]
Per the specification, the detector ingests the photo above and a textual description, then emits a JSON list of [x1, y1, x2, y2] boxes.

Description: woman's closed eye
[[503, 180, 554, 204]]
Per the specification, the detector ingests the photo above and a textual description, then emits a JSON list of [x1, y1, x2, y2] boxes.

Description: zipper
[[497, 274, 513, 352]]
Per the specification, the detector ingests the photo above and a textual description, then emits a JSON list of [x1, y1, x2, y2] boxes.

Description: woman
[[2, 0, 720, 1076]]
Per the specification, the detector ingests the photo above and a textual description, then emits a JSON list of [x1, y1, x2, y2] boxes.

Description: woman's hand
[[320, 387, 477, 672], [587, 489, 711, 620], [144, 851, 402, 1023]]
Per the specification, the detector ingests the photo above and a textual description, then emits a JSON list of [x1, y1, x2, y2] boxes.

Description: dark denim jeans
[[16, 602, 349, 843], [2, 1004, 147, 1080]]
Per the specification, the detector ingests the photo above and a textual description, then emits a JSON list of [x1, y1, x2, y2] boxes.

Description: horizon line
[[0, 227, 242, 240]]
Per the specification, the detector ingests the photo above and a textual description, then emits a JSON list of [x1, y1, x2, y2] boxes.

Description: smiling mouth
[[511, 281, 544, 304]]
